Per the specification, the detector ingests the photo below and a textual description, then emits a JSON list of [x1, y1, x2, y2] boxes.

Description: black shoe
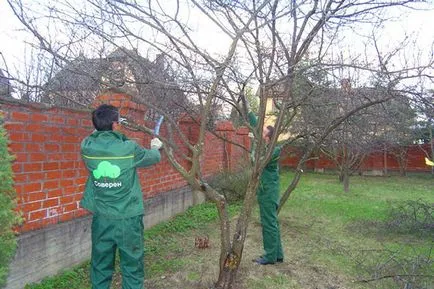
[[259, 255, 284, 263], [253, 257, 275, 265]]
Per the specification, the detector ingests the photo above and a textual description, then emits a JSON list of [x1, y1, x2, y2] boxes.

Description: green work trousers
[[91, 214, 144, 289], [258, 186, 284, 263]]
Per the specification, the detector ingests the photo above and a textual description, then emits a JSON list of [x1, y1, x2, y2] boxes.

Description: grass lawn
[[25, 172, 434, 289]]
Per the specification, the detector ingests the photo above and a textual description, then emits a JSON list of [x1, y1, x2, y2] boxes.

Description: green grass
[[246, 272, 299, 289], [25, 172, 434, 289], [25, 264, 91, 289], [276, 172, 433, 288], [282, 172, 433, 222]]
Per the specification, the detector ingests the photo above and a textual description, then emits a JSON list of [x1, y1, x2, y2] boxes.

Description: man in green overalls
[[248, 111, 284, 265], [80, 104, 162, 288]]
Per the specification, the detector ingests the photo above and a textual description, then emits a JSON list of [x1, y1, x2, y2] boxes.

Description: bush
[[355, 246, 433, 289], [209, 169, 251, 203], [386, 199, 434, 236], [0, 115, 21, 288]]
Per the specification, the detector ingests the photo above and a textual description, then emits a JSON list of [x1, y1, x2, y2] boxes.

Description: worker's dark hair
[[266, 125, 275, 139], [92, 104, 119, 131]]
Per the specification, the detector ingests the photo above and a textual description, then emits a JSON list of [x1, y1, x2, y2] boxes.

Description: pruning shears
[[153, 115, 164, 136]]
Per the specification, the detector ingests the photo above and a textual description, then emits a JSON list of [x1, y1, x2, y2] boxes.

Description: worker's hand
[[248, 132, 254, 138], [150, 138, 163, 150]]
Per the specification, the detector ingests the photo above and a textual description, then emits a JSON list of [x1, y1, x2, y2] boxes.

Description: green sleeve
[[79, 178, 95, 213], [271, 146, 281, 162], [134, 144, 161, 168], [248, 111, 258, 128], [264, 146, 281, 171], [247, 112, 257, 160]]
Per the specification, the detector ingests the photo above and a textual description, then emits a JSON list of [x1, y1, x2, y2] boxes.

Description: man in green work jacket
[[80, 104, 162, 289], [248, 111, 284, 265]]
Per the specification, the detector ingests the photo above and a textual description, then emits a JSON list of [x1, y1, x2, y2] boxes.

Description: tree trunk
[[383, 146, 388, 176], [399, 165, 406, 177], [215, 252, 241, 289], [215, 226, 249, 289], [338, 171, 344, 183], [215, 182, 259, 288], [429, 123, 433, 177], [397, 154, 407, 177], [343, 168, 350, 193]]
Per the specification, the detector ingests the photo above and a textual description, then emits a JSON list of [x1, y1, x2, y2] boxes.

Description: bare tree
[[320, 122, 370, 193], [317, 79, 419, 189], [7, 0, 434, 288]]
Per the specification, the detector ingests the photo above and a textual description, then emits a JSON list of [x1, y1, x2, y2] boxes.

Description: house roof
[[43, 48, 189, 114], [45, 57, 106, 91], [45, 48, 153, 92], [0, 69, 13, 97], [0, 69, 7, 85]]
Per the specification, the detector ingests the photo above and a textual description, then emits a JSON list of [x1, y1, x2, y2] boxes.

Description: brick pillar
[[178, 113, 200, 145], [215, 121, 235, 171], [93, 91, 147, 123], [178, 113, 200, 172], [92, 91, 148, 146], [236, 126, 250, 168]]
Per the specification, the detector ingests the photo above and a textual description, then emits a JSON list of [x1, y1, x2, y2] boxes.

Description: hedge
[[0, 114, 21, 288]]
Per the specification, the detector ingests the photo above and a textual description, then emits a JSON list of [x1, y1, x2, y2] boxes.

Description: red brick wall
[[199, 121, 250, 176], [2, 102, 91, 232], [281, 143, 433, 173], [231, 127, 250, 171], [1, 94, 249, 233]]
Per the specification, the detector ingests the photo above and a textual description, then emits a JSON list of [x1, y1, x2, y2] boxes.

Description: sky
[[0, 0, 28, 73], [0, 0, 233, 74], [0, 0, 433, 88]]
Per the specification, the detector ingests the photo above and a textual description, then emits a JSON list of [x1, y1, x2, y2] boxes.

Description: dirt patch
[[142, 216, 356, 289]]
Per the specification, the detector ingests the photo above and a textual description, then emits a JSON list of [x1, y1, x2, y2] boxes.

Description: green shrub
[[209, 169, 251, 203], [0, 115, 21, 288]]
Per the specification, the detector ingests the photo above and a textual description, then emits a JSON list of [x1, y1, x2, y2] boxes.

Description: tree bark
[[397, 150, 407, 177], [343, 168, 350, 193], [383, 145, 388, 176], [215, 183, 259, 288], [430, 123, 433, 177], [215, 252, 241, 289]]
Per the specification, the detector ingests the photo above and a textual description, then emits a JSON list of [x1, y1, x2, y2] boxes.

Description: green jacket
[[248, 112, 281, 199], [80, 130, 161, 218]]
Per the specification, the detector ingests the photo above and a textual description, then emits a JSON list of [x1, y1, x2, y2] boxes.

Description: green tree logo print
[[93, 161, 121, 179]]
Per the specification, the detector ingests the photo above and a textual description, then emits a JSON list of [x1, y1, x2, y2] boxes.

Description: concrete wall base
[[6, 186, 202, 289], [362, 169, 384, 176]]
